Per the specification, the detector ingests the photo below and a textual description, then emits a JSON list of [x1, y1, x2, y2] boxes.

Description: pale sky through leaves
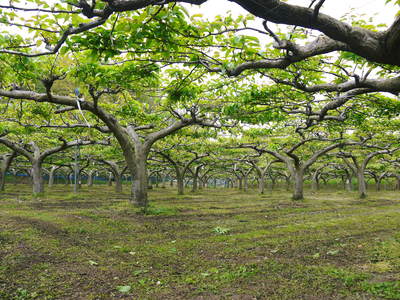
[[184, 0, 397, 26]]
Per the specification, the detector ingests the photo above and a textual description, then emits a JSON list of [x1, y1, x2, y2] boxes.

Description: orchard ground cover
[[0, 185, 400, 299]]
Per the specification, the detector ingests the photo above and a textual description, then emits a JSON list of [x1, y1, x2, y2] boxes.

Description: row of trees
[[1, 119, 399, 200], [0, 1, 399, 207]]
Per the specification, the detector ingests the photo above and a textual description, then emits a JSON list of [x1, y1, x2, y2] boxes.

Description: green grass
[[1, 184, 400, 299]]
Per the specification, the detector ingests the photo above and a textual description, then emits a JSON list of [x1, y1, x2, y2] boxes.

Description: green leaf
[[327, 249, 340, 255], [132, 269, 148, 276], [88, 260, 98, 266], [116, 285, 131, 293], [312, 253, 320, 259]]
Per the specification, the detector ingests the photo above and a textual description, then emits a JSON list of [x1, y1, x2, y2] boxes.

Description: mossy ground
[[1, 184, 400, 299]]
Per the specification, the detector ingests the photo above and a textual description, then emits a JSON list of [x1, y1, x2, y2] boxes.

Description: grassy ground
[[0, 184, 400, 299]]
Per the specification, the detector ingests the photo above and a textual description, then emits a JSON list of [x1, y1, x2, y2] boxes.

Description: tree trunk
[[73, 165, 80, 194], [198, 178, 204, 190], [130, 153, 148, 207], [115, 173, 122, 193], [311, 173, 319, 191], [270, 177, 276, 190], [87, 171, 94, 187], [292, 169, 304, 200], [12, 169, 18, 185], [31, 160, 44, 194], [48, 166, 58, 188], [177, 175, 184, 195], [396, 175, 400, 191], [258, 174, 265, 194], [357, 171, 367, 198], [346, 176, 353, 191], [243, 175, 248, 191], [285, 177, 291, 191], [62, 173, 68, 185], [68, 173, 73, 186], [155, 174, 159, 188], [0, 169, 5, 192], [107, 173, 113, 186], [161, 176, 166, 188], [192, 174, 198, 192], [238, 177, 243, 190], [48, 171, 54, 187], [376, 178, 382, 191], [0, 153, 15, 191]]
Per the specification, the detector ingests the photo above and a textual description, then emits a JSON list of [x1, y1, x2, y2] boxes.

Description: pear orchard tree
[[0, 127, 109, 194], [1, 1, 399, 119], [0, 49, 226, 206], [210, 146, 260, 192], [1, 0, 399, 66], [235, 123, 369, 200], [1, 1, 400, 202], [1, 1, 399, 136], [91, 145, 129, 193], [334, 119, 400, 198], [151, 133, 214, 195]]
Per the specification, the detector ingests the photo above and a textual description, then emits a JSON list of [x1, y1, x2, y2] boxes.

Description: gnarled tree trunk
[[243, 174, 248, 191], [48, 165, 61, 188], [31, 160, 44, 194], [87, 170, 95, 187], [114, 172, 123, 193], [258, 174, 265, 194], [357, 171, 367, 199], [311, 171, 320, 191], [0, 152, 16, 191], [177, 174, 184, 195], [130, 154, 148, 206], [292, 168, 304, 201]]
